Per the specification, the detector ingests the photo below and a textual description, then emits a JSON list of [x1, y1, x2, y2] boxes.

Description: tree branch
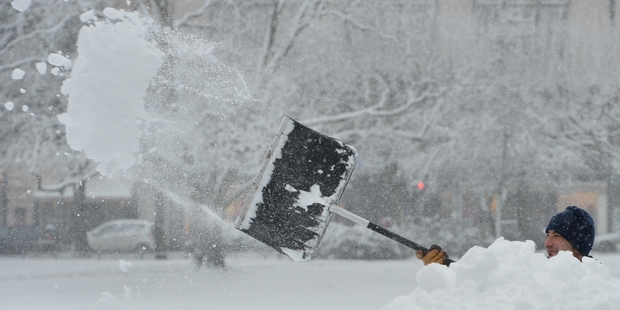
[[36, 170, 99, 194]]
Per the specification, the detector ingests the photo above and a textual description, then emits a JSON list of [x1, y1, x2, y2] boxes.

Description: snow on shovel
[[235, 116, 453, 265]]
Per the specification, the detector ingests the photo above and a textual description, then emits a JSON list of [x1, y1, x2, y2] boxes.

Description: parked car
[[87, 219, 155, 255], [592, 231, 620, 252], [0, 225, 61, 256]]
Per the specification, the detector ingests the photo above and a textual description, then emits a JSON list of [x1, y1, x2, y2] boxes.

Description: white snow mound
[[382, 238, 620, 310]]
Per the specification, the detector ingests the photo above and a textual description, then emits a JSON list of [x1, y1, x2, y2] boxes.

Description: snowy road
[[0, 252, 422, 310]]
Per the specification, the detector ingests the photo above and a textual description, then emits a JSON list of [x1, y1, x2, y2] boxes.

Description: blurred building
[[0, 167, 189, 251]]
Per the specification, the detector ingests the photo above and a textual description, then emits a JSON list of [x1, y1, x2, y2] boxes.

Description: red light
[[417, 182, 425, 190]]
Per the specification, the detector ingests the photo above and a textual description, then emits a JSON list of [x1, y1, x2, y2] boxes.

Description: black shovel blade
[[235, 116, 357, 261]]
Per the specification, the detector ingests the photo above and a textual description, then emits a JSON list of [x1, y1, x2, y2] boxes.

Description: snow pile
[[382, 238, 620, 310], [58, 8, 163, 176]]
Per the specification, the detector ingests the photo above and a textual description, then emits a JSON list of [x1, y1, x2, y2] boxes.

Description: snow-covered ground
[[0, 251, 421, 310], [2, 245, 620, 310]]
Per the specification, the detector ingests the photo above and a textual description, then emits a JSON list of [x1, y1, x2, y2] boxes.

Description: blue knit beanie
[[545, 206, 595, 256]]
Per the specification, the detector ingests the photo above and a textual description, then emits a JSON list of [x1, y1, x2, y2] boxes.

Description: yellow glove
[[416, 244, 449, 266]]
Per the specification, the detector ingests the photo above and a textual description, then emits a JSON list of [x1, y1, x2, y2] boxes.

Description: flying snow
[[47, 53, 72, 68], [118, 259, 134, 273], [10, 0, 31, 12], [79, 10, 96, 22], [57, 6, 251, 177], [35, 62, 47, 75], [4, 102, 15, 111], [11, 68, 25, 80], [58, 8, 163, 176]]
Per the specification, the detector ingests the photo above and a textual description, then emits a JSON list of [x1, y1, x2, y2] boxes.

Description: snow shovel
[[235, 116, 454, 265]]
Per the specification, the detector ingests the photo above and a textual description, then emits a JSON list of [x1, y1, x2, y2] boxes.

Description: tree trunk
[[72, 179, 89, 253], [154, 191, 167, 259], [1, 173, 7, 227]]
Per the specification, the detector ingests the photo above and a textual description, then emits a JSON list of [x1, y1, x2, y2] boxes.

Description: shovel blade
[[235, 116, 357, 261]]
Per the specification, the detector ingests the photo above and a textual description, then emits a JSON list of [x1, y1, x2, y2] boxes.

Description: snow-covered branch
[[36, 170, 99, 194], [0, 14, 73, 59], [0, 56, 42, 72], [261, 0, 323, 74], [301, 87, 443, 126], [173, 0, 217, 29], [323, 9, 397, 42]]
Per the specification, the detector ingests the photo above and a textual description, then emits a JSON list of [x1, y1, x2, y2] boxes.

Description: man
[[544, 206, 595, 261], [416, 206, 596, 265]]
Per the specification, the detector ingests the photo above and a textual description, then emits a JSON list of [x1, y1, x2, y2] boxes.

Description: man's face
[[544, 230, 575, 258]]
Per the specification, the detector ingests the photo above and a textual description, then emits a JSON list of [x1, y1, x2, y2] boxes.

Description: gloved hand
[[416, 244, 449, 266]]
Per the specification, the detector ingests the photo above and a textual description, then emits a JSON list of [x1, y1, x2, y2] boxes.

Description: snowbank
[[382, 238, 620, 310]]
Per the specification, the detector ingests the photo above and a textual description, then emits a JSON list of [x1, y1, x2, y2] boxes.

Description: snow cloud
[[58, 8, 163, 176]]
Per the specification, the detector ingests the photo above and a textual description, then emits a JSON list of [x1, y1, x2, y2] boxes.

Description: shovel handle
[[366, 222, 427, 252], [330, 205, 454, 266]]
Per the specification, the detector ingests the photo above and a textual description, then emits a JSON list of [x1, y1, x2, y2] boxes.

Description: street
[[0, 252, 421, 310]]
